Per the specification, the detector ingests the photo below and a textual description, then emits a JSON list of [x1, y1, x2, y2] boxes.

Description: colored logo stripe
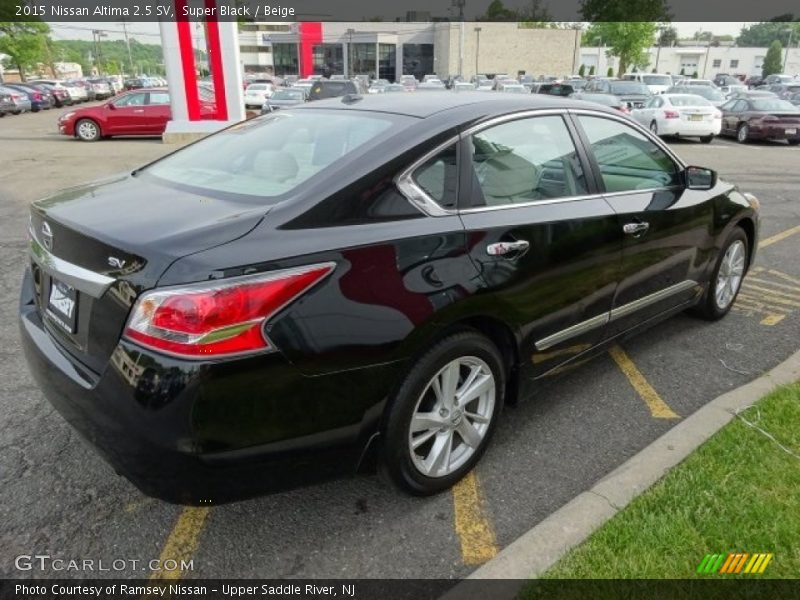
[[698, 553, 773, 574]]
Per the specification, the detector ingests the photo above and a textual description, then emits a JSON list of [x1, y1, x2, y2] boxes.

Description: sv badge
[[108, 256, 126, 269]]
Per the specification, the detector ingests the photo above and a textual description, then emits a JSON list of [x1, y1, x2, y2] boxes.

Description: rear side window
[[413, 144, 458, 208], [148, 92, 170, 105], [468, 115, 588, 207], [578, 116, 680, 193]]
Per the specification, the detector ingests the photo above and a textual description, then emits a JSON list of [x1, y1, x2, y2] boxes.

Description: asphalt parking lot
[[1, 104, 799, 580]]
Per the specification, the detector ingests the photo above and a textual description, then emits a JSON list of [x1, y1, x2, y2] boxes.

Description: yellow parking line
[[768, 269, 800, 286], [452, 471, 498, 565], [608, 345, 679, 419], [741, 283, 800, 302], [745, 277, 800, 294], [738, 291, 800, 309], [759, 225, 800, 248], [150, 507, 211, 581], [760, 314, 786, 326]]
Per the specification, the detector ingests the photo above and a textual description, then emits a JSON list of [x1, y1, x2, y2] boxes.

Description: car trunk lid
[[28, 173, 267, 373]]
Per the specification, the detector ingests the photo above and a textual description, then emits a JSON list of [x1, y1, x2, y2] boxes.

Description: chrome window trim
[[29, 228, 115, 299], [534, 280, 698, 351], [394, 136, 460, 217]]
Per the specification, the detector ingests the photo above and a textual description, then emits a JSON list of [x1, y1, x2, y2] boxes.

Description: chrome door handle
[[133, 109, 145, 113], [486, 240, 530, 256], [623, 222, 650, 236]]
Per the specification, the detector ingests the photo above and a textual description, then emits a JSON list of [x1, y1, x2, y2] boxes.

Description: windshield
[[669, 95, 712, 107], [751, 99, 797, 111], [643, 75, 671, 86], [609, 81, 650, 95], [144, 111, 402, 201]]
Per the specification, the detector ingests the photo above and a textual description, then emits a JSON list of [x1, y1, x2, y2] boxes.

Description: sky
[[48, 21, 755, 44]]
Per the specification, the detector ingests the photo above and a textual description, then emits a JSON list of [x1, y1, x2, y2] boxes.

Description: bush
[[589, 65, 595, 76], [607, 67, 614, 77], [578, 64, 586, 77], [762, 40, 783, 78]]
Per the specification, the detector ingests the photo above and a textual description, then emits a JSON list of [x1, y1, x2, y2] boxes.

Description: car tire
[[737, 123, 749, 144], [700, 135, 713, 144], [693, 228, 748, 321], [650, 121, 658, 135], [788, 140, 800, 146], [75, 119, 101, 142], [380, 331, 505, 495]]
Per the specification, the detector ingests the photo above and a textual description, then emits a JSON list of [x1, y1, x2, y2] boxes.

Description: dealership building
[[238, 22, 582, 81]]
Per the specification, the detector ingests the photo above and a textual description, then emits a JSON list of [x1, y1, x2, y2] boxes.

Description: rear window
[[143, 110, 404, 201], [609, 81, 649, 95], [643, 75, 671, 86], [309, 81, 356, 99], [751, 99, 796, 111], [668, 95, 711, 107]]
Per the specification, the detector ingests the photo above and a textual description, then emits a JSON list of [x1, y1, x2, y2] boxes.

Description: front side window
[[578, 115, 680, 193], [114, 93, 146, 107], [468, 115, 588, 207], [144, 110, 403, 201]]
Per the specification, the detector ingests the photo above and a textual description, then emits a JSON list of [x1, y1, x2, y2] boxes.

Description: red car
[[58, 88, 172, 141]]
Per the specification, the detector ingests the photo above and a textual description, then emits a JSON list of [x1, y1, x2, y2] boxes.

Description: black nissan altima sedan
[[20, 93, 760, 504]]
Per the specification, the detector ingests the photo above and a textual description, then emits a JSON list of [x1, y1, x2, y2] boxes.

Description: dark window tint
[[578, 116, 680, 193], [308, 81, 357, 100], [413, 144, 458, 208], [114, 93, 146, 107], [468, 115, 587, 207]]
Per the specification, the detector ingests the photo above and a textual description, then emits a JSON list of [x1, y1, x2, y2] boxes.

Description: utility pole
[[347, 28, 355, 78], [474, 27, 482, 76], [121, 20, 135, 77], [784, 28, 794, 73]]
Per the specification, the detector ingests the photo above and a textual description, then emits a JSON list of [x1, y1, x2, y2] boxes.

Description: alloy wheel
[[737, 124, 749, 143], [715, 240, 746, 310], [408, 356, 495, 478], [650, 121, 658, 134], [77, 120, 98, 141]]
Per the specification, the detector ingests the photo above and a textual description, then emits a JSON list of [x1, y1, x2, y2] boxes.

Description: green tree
[[762, 40, 784, 77], [658, 25, 678, 47], [481, 0, 516, 21], [584, 22, 657, 77], [0, 21, 50, 81], [737, 17, 799, 47], [589, 65, 595, 76], [581, 0, 669, 22], [578, 64, 586, 77], [607, 66, 613, 76]]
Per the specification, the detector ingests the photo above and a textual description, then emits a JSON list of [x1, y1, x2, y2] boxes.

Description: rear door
[[145, 90, 172, 134], [571, 112, 714, 337], [455, 112, 623, 376]]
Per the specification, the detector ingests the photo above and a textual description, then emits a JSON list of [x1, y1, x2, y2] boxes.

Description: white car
[[243, 83, 273, 108], [624, 73, 672, 95], [631, 93, 722, 143], [500, 84, 527, 94], [684, 79, 716, 88]]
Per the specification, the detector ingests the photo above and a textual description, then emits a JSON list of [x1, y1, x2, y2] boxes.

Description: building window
[[403, 44, 434, 80], [272, 43, 298, 76], [351, 43, 376, 77], [378, 43, 396, 81], [312, 44, 344, 77], [730, 59, 739, 68], [712, 59, 721, 68], [240, 45, 271, 54]]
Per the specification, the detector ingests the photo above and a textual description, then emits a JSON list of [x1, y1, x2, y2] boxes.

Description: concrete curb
[[443, 348, 800, 596]]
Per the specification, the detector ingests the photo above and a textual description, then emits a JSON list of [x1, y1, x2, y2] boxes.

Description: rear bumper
[[748, 124, 800, 141], [659, 119, 721, 136], [19, 269, 395, 504]]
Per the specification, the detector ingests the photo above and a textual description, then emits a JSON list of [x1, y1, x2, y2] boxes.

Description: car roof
[[295, 92, 609, 119]]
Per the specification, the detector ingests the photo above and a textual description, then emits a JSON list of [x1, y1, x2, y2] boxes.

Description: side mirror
[[685, 166, 717, 190]]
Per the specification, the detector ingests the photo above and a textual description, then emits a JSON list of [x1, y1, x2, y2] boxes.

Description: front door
[[572, 113, 714, 337], [454, 113, 623, 376], [105, 92, 149, 134]]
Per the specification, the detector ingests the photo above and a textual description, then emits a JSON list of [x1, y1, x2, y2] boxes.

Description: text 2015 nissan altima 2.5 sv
[[20, 93, 760, 504]]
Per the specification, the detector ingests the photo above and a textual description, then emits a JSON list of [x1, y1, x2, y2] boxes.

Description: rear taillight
[[664, 110, 680, 119], [616, 106, 630, 113], [124, 263, 335, 359], [33, 92, 42, 101], [761, 115, 778, 122]]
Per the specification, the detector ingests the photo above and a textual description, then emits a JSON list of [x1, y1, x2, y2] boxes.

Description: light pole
[[347, 28, 355, 78], [474, 27, 481, 76], [784, 28, 795, 73]]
